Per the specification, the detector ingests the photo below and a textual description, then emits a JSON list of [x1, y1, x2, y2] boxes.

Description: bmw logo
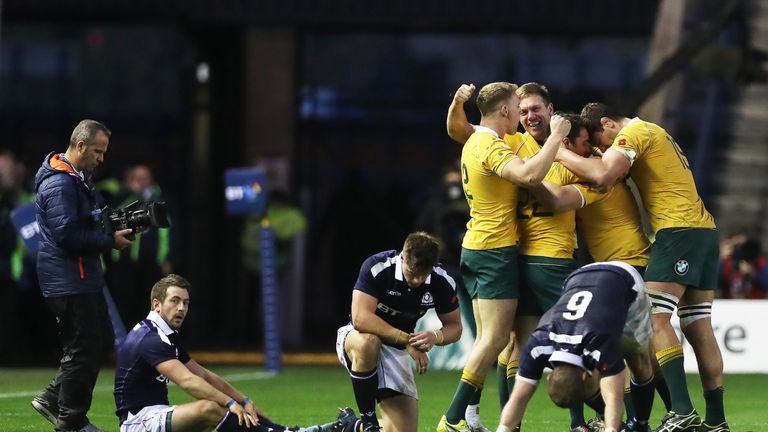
[[674, 259, 689, 276]]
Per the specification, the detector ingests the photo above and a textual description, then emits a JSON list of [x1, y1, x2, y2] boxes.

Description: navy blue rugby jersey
[[114, 311, 191, 420], [353, 250, 459, 334], [517, 262, 644, 382]]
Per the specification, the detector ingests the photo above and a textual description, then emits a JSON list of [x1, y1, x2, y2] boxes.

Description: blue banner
[[224, 168, 268, 216], [10, 203, 40, 254]]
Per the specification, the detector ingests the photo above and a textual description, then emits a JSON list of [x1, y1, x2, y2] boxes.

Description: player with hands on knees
[[337, 232, 462, 432], [114, 273, 359, 432]]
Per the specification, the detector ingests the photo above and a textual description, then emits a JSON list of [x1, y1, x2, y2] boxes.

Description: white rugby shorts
[[120, 404, 175, 432], [622, 283, 653, 354], [336, 323, 418, 399]]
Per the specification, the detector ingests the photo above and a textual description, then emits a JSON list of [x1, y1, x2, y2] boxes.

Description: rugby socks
[[446, 369, 484, 424], [654, 374, 673, 411], [506, 358, 519, 404], [703, 386, 726, 425], [630, 376, 654, 426], [259, 418, 291, 431], [216, 412, 242, 431], [497, 356, 509, 408], [623, 385, 636, 420], [217, 412, 295, 432], [585, 391, 606, 415], [349, 369, 380, 428], [656, 344, 694, 414], [568, 404, 587, 429]]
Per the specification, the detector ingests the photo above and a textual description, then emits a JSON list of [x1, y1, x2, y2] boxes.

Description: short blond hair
[[476, 82, 518, 116]]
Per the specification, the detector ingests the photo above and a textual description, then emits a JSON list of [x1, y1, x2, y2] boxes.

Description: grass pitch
[[0, 366, 765, 431]]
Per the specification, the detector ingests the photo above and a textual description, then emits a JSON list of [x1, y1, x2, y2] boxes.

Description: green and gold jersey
[[574, 180, 651, 266], [610, 118, 716, 231], [461, 126, 520, 250], [511, 133, 578, 259]]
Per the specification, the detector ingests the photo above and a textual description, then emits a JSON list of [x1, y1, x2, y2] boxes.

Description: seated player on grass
[[114, 273, 358, 432]]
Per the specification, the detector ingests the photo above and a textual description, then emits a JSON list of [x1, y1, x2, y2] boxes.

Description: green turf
[[1, 366, 765, 431]]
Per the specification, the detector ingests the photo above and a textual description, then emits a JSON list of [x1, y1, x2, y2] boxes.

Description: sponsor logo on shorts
[[674, 259, 689, 276]]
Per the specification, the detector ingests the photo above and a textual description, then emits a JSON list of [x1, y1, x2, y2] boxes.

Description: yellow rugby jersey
[[461, 127, 520, 250], [574, 180, 651, 266], [610, 119, 716, 231], [507, 133, 579, 259]]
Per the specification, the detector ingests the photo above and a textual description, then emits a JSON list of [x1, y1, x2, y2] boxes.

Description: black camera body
[[102, 200, 170, 235]]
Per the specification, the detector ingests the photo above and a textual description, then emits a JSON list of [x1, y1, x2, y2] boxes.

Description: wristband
[[395, 330, 408, 346], [226, 399, 237, 408], [241, 397, 252, 406], [433, 329, 444, 345]]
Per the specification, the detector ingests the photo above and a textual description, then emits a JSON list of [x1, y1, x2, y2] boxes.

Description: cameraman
[[31, 119, 132, 432]]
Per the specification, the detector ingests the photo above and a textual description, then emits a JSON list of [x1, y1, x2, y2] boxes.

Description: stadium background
[[1, 0, 767, 372]]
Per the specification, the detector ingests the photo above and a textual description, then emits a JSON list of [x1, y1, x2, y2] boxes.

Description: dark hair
[[580, 102, 626, 134], [556, 112, 587, 143], [151, 274, 191, 306], [69, 119, 111, 148], [516, 82, 552, 105], [402, 231, 440, 275], [476, 82, 518, 116]]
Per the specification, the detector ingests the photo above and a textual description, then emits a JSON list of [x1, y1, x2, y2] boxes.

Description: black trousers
[[41, 292, 112, 430]]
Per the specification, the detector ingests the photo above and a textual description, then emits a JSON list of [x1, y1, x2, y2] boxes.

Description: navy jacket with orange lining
[[35, 152, 114, 297]]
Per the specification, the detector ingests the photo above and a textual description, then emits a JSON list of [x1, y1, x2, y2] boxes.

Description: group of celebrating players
[[335, 81, 729, 432]]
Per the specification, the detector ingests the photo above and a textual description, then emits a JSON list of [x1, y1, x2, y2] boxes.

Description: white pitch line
[[0, 371, 274, 399]]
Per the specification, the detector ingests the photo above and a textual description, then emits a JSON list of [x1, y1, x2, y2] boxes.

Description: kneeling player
[[337, 232, 462, 432], [114, 273, 357, 432], [497, 262, 656, 432]]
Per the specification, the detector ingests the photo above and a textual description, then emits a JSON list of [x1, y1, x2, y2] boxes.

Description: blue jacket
[[35, 152, 114, 297]]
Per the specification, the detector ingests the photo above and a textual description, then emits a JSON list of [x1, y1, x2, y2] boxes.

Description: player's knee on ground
[[547, 365, 585, 408]]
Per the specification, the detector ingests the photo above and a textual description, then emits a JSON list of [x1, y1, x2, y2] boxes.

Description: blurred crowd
[[718, 228, 768, 299]]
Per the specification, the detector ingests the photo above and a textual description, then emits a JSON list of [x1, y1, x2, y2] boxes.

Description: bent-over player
[[497, 262, 656, 432]]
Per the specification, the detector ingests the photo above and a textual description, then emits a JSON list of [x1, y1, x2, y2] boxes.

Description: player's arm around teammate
[[554, 110, 632, 191], [500, 113, 571, 187]]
